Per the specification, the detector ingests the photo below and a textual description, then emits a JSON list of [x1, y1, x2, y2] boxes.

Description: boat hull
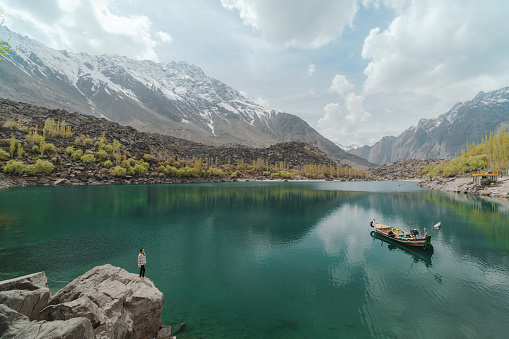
[[371, 224, 432, 249]]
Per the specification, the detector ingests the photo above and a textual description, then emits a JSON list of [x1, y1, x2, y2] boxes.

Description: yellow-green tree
[[1, 10, 13, 62]]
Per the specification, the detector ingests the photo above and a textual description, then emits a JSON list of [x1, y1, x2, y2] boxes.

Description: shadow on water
[[370, 231, 434, 268]]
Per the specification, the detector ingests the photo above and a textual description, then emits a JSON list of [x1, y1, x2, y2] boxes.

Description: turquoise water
[[1, 181, 509, 338]]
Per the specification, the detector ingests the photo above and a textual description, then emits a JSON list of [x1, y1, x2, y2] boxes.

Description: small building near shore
[[472, 173, 498, 185]]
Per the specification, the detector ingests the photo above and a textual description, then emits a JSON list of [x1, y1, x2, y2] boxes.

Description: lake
[[1, 181, 508, 338]]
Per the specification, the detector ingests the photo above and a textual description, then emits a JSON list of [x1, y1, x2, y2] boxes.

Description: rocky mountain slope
[[350, 87, 509, 164], [1, 99, 368, 188], [0, 27, 371, 169]]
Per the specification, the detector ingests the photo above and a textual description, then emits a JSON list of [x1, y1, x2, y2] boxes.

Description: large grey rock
[[0, 272, 48, 292], [155, 325, 172, 339], [0, 304, 93, 339], [40, 264, 164, 339], [0, 289, 51, 321], [0, 272, 51, 320]]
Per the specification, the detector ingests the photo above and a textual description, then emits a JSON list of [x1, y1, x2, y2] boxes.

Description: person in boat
[[370, 219, 376, 228]]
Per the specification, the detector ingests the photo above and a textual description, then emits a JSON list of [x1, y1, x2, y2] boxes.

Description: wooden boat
[[370, 221, 432, 249]]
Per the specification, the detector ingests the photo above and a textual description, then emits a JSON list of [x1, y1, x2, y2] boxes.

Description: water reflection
[[1, 182, 509, 338], [371, 232, 433, 267], [425, 192, 509, 254]]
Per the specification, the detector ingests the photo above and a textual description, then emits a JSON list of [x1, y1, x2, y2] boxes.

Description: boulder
[[40, 264, 164, 339], [155, 325, 172, 339], [0, 272, 48, 291], [0, 304, 94, 339], [0, 272, 51, 320]]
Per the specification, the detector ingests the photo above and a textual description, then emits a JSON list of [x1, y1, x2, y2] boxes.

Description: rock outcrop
[[0, 265, 169, 339], [0, 304, 94, 339], [40, 264, 164, 339], [0, 272, 51, 320]]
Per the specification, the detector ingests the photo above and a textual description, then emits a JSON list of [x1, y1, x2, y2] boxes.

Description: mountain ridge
[[0, 26, 372, 169], [349, 86, 509, 164]]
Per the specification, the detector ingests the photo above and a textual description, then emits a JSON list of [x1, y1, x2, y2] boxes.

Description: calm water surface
[[1, 181, 509, 338]]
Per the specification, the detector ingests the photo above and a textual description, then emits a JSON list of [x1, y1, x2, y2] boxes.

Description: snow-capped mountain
[[350, 87, 509, 164], [0, 26, 372, 168], [335, 143, 361, 152]]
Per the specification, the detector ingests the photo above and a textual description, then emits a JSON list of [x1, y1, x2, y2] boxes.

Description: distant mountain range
[[0, 27, 372, 168], [350, 87, 509, 164]]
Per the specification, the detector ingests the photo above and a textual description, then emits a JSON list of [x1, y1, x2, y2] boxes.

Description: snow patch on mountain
[[1, 26, 276, 133]]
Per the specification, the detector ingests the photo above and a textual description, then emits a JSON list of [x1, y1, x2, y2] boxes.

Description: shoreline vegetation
[[0, 99, 371, 191], [1, 98, 508, 199]]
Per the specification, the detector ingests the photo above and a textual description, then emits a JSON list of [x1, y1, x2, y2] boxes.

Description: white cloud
[[307, 62, 316, 77], [156, 31, 172, 44], [221, 0, 359, 49], [317, 93, 372, 139], [345, 93, 372, 123], [0, 0, 162, 61], [362, 0, 509, 102], [329, 74, 354, 95]]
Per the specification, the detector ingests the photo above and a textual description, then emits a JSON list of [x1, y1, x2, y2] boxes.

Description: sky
[[1, 0, 509, 147]]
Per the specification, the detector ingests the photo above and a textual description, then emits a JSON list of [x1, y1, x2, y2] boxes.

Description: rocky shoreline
[[418, 176, 509, 197], [0, 264, 175, 339]]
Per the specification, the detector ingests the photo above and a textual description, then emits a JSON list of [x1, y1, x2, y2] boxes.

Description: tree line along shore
[[0, 99, 371, 189]]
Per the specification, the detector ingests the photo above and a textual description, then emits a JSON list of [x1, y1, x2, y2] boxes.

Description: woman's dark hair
[[140, 248, 144, 253]]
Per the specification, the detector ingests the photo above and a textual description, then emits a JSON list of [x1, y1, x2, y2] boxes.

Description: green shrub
[[143, 154, 153, 162], [156, 165, 167, 174], [96, 149, 108, 161], [43, 143, 56, 154], [71, 150, 83, 161], [263, 171, 271, 176], [0, 149, 10, 161], [32, 146, 39, 154], [84, 138, 93, 145], [66, 146, 74, 155], [427, 164, 445, 178], [468, 155, 487, 171], [81, 154, 95, 163], [211, 168, 224, 176], [271, 171, 297, 179], [127, 158, 137, 167], [178, 167, 198, 177], [131, 163, 146, 176], [200, 170, 206, 176], [103, 144, 113, 153], [25, 159, 54, 176], [110, 166, 127, 177], [3, 160, 26, 175], [103, 160, 113, 168]]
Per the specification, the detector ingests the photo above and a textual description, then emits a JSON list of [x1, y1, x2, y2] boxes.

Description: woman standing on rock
[[138, 248, 146, 281]]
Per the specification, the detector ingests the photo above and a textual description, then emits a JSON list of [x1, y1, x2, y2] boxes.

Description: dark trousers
[[139, 265, 145, 277]]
